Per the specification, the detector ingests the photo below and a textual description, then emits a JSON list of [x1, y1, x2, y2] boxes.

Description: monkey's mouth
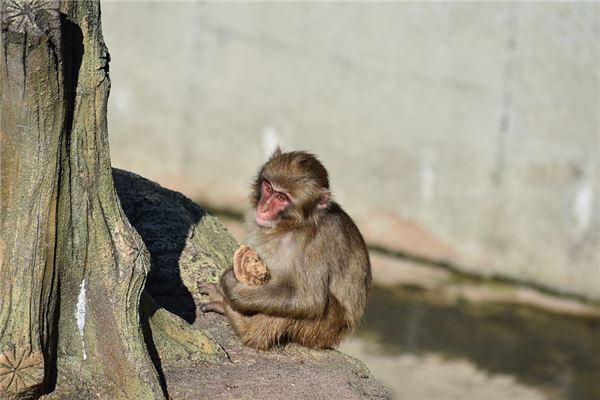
[[254, 211, 276, 228]]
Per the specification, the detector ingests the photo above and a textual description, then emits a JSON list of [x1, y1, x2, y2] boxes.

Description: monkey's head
[[252, 149, 331, 228]]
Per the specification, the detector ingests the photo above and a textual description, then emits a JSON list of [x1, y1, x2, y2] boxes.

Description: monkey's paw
[[233, 244, 271, 286], [197, 282, 226, 314], [198, 282, 220, 298]]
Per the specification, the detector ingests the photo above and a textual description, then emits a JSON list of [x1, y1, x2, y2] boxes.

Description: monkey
[[199, 149, 371, 350]]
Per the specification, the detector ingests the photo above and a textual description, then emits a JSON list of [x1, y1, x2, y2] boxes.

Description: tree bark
[[0, 1, 216, 398], [0, 0, 63, 397]]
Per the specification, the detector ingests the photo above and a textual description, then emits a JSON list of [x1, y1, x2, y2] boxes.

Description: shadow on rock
[[114, 168, 203, 323]]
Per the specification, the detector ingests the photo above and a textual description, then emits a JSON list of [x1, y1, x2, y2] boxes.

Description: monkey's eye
[[263, 181, 273, 194], [275, 193, 288, 203]]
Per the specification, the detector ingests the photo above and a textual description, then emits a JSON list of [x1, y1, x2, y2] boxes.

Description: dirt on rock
[[165, 312, 391, 400]]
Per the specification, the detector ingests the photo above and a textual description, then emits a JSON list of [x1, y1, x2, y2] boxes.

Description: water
[[354, 286, 600, 400]]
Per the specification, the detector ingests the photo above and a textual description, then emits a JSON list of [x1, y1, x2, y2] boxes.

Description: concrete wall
[[101, 2, 600, 300]]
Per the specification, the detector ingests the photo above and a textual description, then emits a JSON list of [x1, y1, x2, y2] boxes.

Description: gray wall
[[102, 2, 600, 300]]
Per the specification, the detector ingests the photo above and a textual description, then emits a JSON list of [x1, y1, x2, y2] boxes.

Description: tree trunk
[[0, 1, 215, 398]]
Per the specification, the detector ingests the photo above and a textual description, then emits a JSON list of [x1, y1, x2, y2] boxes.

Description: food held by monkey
[[233, 244, 270, 286], [199, 148, 372, 350]]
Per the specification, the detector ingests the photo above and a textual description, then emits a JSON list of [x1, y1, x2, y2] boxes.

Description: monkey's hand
[[198, 282, 225, 314], [233, 244, 271, 286]]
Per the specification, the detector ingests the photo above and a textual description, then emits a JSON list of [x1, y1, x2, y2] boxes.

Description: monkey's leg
[[198, 282, 226, 314], [224, 306, 288, 350], [286, 301, 350, 349]]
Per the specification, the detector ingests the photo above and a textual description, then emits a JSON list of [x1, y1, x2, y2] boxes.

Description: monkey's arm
[[220, 268, 328, 319]]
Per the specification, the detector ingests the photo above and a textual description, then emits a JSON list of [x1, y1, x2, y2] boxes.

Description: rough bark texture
[[0, 1, 219, 399], [0, 0, 64, 397]]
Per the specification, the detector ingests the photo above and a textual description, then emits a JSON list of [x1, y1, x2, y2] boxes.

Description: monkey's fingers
[[200, 301, 225, 315], [198, 282, 219, 297]]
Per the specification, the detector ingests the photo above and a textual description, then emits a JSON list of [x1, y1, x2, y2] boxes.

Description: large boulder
[[113, 168, 392, 399]]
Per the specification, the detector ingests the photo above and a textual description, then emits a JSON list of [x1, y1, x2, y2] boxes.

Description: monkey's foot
[[233, 245, 271, 286], [200, 301, 225, 314], [198, 282, 222, 300]]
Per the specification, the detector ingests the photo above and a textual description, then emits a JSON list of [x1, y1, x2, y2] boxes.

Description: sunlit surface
[[341, 286, 600, 400]]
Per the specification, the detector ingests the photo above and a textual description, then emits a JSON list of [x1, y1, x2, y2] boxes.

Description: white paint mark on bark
[[76, 279, 87, 360]]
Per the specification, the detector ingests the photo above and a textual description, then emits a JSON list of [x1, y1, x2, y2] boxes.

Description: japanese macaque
[[199, 149, 371, 350]]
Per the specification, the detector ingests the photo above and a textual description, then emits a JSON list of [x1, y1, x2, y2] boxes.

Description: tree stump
[[0, 1, 220, 398]]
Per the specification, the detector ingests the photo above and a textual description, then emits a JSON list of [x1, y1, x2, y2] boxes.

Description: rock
[[114, 168, 238, 323], [113, 168, 392, 400]]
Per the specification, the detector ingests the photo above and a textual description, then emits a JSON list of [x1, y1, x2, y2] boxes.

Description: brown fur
[[201, 149, 371, 350]]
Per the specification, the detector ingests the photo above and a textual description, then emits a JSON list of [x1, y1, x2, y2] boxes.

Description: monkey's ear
[[317, 190, 330, 209]]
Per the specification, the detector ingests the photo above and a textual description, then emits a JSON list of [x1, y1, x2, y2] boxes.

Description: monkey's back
[[318, 202, 372, 329]]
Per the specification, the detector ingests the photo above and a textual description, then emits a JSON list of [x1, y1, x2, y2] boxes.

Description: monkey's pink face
[[255, 179, 290, 227]]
